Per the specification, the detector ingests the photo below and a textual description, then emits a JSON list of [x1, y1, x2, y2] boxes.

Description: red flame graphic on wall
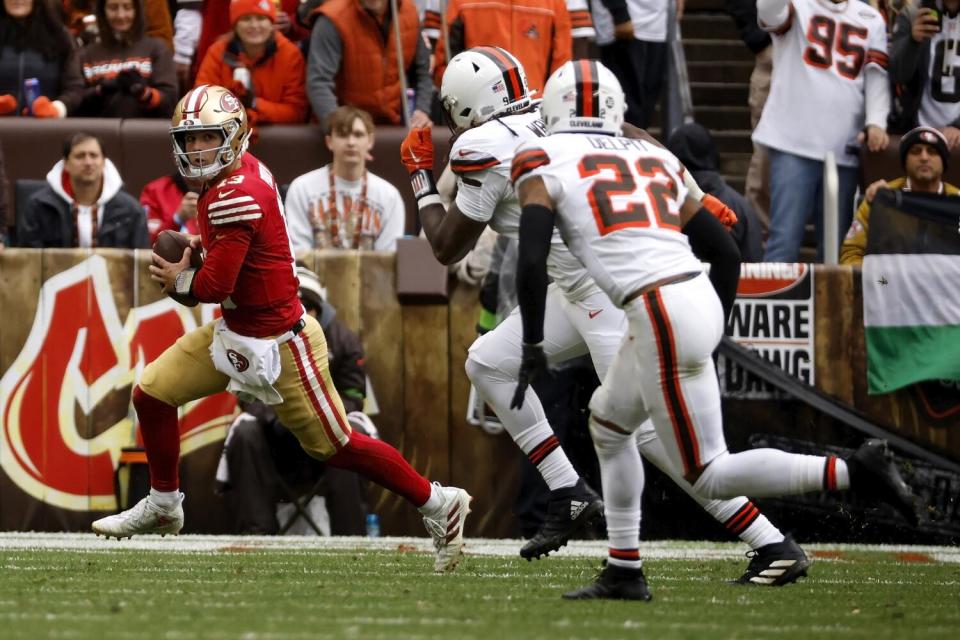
[[0, 257, 236, 511]]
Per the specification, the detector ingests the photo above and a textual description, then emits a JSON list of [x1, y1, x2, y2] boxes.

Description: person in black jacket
[[667, 122, 764, 262], [217, 265, 375, 535], [888, 0, 960, 146], [17, 132, 149, 248]]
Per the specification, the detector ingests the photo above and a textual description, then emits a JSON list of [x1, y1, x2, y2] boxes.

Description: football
[[153, 230, 203, 307]]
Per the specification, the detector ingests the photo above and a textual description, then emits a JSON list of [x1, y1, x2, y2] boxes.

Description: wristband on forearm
[[410, 169, 441, 209], [174, 268, 197, 296]]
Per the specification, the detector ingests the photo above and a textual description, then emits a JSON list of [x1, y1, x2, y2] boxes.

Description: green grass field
[[1, 535, 958, 640]]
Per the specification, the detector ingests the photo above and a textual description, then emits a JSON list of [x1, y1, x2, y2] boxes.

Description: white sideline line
[[0, 533, 957, 563]]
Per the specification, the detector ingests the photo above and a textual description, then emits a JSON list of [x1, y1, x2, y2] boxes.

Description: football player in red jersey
[[92, 85, 471, 573]]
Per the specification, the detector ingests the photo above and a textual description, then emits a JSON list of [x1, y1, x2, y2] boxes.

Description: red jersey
[[192, 152, 302, 337]]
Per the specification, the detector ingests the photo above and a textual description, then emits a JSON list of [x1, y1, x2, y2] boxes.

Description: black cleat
[[563, 563, 653, 601], [732, 535, 811, 586], [520, 479, 603, 560], [847, 439, 919, 526]]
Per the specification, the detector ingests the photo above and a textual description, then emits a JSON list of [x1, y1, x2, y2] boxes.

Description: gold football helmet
[[170, 84, 250, 180]]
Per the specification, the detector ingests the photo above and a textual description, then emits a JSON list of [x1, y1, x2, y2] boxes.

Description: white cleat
[[422, 484, 472, 573], [92, 494, 184, 539]]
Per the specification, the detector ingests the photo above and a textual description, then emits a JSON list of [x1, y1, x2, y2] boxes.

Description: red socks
[[132, 386, 180, 492], [326, 431, 431, 507]]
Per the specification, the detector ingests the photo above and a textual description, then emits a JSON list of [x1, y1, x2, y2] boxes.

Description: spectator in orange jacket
[[194, 0, 307, 125], [431, 0, 572, 97], [306, 0, 432, 126]]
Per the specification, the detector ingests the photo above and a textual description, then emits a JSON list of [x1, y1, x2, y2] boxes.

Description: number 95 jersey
[[512, 133, 703, 307], [752, 0, 888, 167]]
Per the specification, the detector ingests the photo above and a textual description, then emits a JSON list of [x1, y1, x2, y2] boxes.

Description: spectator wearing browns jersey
[[78, 0, 178, 118], [754, 0, 891, 262], [18, 132, 149, 248], [888, 0, 960, 147], [194, 0, 307, 125]]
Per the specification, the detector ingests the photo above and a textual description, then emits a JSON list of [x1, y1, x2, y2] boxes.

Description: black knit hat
[[900, 126, 950, 170]]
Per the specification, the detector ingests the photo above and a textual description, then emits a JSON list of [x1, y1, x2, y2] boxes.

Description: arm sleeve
[[411, 32, 434, 114], [283, 179, 315, 250], [191, 224, 256, 302], [193, 45, 223, 87], [683, 207, 741, 324], [306, 17, 342, 123], [516, 204, 555, 345], [57, 46, 87, 114], [173, 7, 202, 65], [757, 0, 791, 32], [597, 0, 631, 24], [864, 64, 890, 130], [725, 0, 772, 53], [149, 40, 179, 116], [888, 9, 923, 84], [550, 0, 573, 73], [839, 200, 870, 265]]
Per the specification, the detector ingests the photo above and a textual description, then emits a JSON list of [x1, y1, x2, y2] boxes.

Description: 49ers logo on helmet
[[220, 91, 241, 113], [227, 349, 249, 372]]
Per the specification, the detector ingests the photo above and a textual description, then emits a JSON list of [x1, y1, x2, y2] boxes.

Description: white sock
[[514, 423, 579, 490], [636, 430, 785, 550], [418, 483, 445, 516], [694, 450, 840, 499], [149, 488, 180, 508], [707, 498, 784, 549], [467, 357, 578, 491], [590, 418, 643, 569]]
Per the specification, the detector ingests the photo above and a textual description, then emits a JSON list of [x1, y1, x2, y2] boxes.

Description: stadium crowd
[[2, 0, 956, 257]]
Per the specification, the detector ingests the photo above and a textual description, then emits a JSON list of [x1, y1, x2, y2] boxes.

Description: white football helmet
[[540, 60, 625, 136], [170, 84, 250, 180], [440, 46, 535, 132]]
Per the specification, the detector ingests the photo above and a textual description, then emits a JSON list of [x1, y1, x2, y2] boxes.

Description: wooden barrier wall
[[0, 252, 955, 537]]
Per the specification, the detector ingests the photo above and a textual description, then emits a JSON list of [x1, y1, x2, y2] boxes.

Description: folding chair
[[276, 474, 328, 535]]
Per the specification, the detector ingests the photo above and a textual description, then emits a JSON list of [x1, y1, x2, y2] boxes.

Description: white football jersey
[[918, 15, 960, 128], [452, 111, 597, 300], [590, 0, 668, 46], [752, 0, 888, 167], [512, 133, 702, 307]]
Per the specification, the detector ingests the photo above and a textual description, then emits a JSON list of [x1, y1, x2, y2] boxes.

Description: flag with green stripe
[[863, 189, 960, 394]]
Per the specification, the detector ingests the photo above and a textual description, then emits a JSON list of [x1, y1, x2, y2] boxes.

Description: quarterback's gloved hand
[[400, 126, 434, 174], [510, 343, 548, 410], [701, 194, 738, 230]]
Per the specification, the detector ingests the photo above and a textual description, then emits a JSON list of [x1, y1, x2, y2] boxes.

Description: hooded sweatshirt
[[17, 157, 149, 248], [666, 123, 764, 263]]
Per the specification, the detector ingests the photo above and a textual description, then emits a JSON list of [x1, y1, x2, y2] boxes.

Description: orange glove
[[32, 96, 62, 118], [701, 194, 738, 230], [0, 94, 17, 115], [400, 126, 434, 174]]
